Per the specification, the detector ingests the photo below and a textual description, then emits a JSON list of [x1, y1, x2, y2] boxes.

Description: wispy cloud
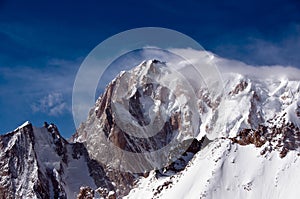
[[31, 92, 68, 116], [169, 48, 300, 80], [214, 23, 300, 68], [0, 57, 81, 114]]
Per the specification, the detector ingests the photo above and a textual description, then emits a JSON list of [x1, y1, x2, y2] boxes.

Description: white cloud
[[215, 55, 300, 81], [168, 48, 300, 81], [31, 92, 68, 116]]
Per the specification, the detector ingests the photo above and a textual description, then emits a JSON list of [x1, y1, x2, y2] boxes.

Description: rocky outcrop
[[231, 126, 267, 147], [232, 122, 300, 158], [229, 80, 248, 95], [160, 138, 202, 174], [76, 187, 94, 199]]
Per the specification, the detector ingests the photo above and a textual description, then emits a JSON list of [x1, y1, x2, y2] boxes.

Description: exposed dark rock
[[231, 122, 300, 158], [156, 138, 202, 176], [229, 81, 248, 95], [231, 128, 266, 147], [76, 186, 94, 199]]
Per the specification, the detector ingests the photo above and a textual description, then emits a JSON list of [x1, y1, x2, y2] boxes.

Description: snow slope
[[126, 139, 300, 199], [32, 125, 96, 198]]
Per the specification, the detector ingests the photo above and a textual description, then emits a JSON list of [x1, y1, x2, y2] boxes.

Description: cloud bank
[[169, 48, 300, 81]]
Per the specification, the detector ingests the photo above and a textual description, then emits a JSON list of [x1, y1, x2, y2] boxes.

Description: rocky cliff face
[[72, 60, 201, 197], [0, 122, 114, 199], [0, 122, 46, 199]]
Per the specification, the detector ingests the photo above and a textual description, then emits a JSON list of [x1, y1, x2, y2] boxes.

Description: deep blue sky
[[0, 0, 300, 137]]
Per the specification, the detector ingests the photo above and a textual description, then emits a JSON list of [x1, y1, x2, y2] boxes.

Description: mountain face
[[123, 62, 300, 199], [0, 122, 114, 199], [72, 60, 202, 197], [1, 59, 300, 199]]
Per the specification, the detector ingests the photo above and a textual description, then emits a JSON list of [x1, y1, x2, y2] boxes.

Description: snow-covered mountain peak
[[200, 71, 300, 139], [13, 121, 31, 132], [0, 122, 117, 198]]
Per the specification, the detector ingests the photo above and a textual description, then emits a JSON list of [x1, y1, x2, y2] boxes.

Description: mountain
[[1, 59, 300, 198], [0, 122, 116, 199], [72, 60, 203, 197], [123, 60, 300, 198]]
